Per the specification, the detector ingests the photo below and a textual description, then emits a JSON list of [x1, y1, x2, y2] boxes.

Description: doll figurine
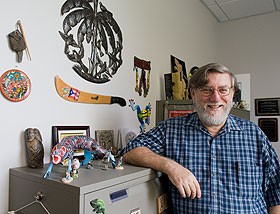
[[115, 156, 124, 170], [62, 170, 73, 183], [71, 158, 80, 178], [24, 128, 44, 168]]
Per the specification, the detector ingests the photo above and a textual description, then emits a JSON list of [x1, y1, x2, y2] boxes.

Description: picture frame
[[95, 130, 114, 150], [258, 118, 278, 142], [163, 101, 194, 121], [52, 126, 90, 147], [255, 97, 280, 116]]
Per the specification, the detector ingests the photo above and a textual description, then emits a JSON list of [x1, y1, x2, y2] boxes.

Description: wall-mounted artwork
[[95, 130, 114, 150], [133, 56, 151, 97], [59, 0, 123, 84], [0, 69, 31, 102], [8, 20, 31, 63], [55, 75, 126, 106], [170, 55, 188, 100]]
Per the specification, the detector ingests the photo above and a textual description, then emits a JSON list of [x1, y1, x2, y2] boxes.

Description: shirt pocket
[[233, 160, 262, 199]]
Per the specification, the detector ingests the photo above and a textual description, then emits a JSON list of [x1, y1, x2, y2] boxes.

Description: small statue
[[115, 156, 124, 170], [61, 170, 73, 183], [101, 151, 116, 170], [237, 100, 249, 110], [71, 158, 80, 178], [129, 99, 151, 133], [24, 128, 44, 168]]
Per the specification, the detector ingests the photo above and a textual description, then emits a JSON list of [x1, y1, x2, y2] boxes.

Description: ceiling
[[201, 0, 280, 22]]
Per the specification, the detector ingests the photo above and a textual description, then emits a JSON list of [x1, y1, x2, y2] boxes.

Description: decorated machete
[[55, 75, 126, 107]]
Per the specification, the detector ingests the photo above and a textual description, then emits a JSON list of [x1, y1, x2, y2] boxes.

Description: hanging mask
[[8, 29, 26, 62]]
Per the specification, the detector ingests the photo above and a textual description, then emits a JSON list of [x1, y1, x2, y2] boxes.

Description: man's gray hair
[[189, 63, 238, 92]]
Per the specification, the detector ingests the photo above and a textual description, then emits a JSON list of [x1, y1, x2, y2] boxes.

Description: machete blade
[[55, 75, 126, 107]]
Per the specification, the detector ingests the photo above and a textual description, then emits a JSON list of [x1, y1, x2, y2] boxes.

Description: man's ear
[[190, 88, 195, 99]]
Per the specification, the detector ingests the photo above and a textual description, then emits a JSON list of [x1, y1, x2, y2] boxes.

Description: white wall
[[218, 11, 280, 155], [0, 1, 219, 213]]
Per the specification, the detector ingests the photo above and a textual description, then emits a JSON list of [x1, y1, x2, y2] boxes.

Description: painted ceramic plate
[[0, 69, 31, 102]]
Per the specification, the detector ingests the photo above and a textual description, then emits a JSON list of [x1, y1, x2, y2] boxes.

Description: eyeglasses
[[198, 86, 233, 96]]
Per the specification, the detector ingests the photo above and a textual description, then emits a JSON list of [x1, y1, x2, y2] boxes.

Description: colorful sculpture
[[43, 135, 116, 179], [129, 99, 151, 133]]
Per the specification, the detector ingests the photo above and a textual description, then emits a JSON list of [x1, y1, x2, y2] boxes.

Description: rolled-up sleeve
[[122, 121, 166, 156]]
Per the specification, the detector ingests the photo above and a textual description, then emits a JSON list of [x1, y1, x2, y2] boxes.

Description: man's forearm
[[122, 146, 174, 174], [123, 146, 201, 199]]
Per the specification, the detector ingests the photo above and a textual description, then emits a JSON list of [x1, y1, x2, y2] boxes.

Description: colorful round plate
[[0, 69, 31, 102]]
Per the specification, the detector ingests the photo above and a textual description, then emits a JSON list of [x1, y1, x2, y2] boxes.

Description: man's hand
[[268, 205, 280, 214], [166, 161, 201, 199], [123, 147, 201, 199]]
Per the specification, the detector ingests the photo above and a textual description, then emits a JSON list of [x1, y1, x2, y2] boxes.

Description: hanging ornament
[[0, 69, 31, 102], [133, 56, 151, 98]]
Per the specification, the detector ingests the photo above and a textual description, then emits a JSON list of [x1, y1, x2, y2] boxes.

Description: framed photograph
[[52, 126, 90, 147], [258, 118, 278, 142], [255, 97, 280, 116], [95, 130, 114, 150]]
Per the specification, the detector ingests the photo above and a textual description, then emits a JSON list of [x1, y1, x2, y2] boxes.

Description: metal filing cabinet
[[9, 161, 167, 214]]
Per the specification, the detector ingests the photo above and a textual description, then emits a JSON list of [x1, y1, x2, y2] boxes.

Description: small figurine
[[71, 158, 80, 178], [24, 128, 44, 168], [129, 99, 151, 133], [61, 170, 73, 183], [237, 100, 249, 110], [115, 156, 124, 170], [101, 151, 116, 170]]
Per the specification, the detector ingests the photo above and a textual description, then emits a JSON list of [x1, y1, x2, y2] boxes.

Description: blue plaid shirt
[[123, 113, 280, 214]]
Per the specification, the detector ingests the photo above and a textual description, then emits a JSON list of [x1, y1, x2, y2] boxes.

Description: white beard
[[194, 99, 233, 126]]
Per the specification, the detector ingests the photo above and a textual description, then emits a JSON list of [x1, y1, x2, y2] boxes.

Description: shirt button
[[213, 193, 217, 196], [213, 155, 216, 159], [213, 173, 216, 176]]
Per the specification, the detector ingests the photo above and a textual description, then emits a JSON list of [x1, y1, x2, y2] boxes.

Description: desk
[[9, 162, 167, 214]]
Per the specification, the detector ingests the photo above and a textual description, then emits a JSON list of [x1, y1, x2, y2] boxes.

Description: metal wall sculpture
[[59, 0, 123, 84]]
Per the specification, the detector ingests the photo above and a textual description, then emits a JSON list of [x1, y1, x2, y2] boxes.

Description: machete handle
[[111, 97, 126, 107]]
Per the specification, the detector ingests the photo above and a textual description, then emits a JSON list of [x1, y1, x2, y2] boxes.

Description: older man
[[123, 63, 280, 213]]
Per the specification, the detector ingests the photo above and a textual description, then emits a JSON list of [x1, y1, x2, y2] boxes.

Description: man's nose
[[209, 89, 221, 101]]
